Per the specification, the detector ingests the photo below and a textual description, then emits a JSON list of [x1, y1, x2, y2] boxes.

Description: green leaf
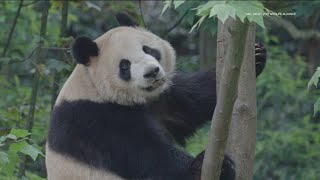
[[9, 128, 30, 138], [161, 0, 173, 15], [9, 141, 42, 161], [6, 134, 17, 140], [85, 1, 101, 11], [247, 13, 265, 28], [229, 1, 265, 28], [14, 75, 20, 87], [0, 151, 9, 165], [308, 67, 320, 89], [210, 4, 236, 23], [2, 150, 20, 176], [314, 98, 320, 116], [9, 141, 29, 153], [228, 1, 248, 22], [0, 136, 7, 145], [173, 0, 185, 9], [196, 1, 223, 16], [20, 144, 42, 161], [190, 15, 207, 33]]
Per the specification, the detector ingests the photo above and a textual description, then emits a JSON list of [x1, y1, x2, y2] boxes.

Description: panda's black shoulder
[[48, 100, 154, 148], [47, 100, 169, 172]]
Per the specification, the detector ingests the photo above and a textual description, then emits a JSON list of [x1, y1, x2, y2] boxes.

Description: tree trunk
[[201, 18, 249, 180], [17, 1, 49, 178], [225, 23, 257, 180], [51, 0, 69, 110]]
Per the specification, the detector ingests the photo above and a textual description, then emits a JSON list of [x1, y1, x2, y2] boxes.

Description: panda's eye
[[143, 45, 161, 61], [119, 59, 131, 70], [143, 46, 152, 54], [119, 59, 131, 81]]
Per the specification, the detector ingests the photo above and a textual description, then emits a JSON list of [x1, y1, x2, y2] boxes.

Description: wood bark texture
[[225, 23, 257, 180], [201, 18, 249, 180]]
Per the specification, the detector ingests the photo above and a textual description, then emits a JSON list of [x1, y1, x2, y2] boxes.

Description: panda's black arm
[[151, 43, 267, 145], [151, 68, 216, 145]]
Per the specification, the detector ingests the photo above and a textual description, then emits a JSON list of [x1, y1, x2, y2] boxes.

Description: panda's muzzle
[[143, 66, 160, 79], [141, 78, 166, 92]]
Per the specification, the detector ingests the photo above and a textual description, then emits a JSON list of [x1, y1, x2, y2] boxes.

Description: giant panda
[[46, 14, 267, 180]]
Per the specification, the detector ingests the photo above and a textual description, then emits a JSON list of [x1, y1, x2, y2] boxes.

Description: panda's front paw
[[190, 152, 235, 180], [255, 43, 267, 77], [220, 155, 235, 180], [190, 151, 205, 180]]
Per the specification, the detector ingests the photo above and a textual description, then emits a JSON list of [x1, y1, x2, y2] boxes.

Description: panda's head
[[71, 17, 175, 105]]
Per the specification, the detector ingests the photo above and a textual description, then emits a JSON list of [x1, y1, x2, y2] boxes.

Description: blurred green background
[[0, 1, 319, 179]]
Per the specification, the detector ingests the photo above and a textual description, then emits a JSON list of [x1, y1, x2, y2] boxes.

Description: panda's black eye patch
[[143, 45, 161, 61], [119, 59, 131, 81]]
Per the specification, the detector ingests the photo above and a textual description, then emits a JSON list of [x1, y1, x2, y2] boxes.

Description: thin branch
[[51, 0, 69, 111], [0, 0, 24, 70], [162, 9, 189, 38], [6, 46, 71, 65], [43, 47, 70, 50], [22, 0, 40, 6], [59, 0, 69, 37], [6, 46, 39, 65], [268, 16, 320, 40], [138, 0, 146, 28]]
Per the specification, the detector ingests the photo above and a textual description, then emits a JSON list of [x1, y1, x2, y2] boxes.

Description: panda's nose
[[144, 66, 160, 79]]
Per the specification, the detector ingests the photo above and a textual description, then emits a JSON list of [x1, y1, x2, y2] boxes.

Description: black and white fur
[[46, 14, 267, 180]]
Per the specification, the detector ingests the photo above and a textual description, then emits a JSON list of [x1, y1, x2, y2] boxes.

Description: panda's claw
[[254, 42, 267, 77]]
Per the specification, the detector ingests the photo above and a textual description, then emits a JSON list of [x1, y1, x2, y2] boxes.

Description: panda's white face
[[87, 27, 176, 105]]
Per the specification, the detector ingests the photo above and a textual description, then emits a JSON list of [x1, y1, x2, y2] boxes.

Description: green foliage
[[162, 0, 266, 32], [0, 1, 319, 179], [185, 125, 209, 156], [253, 40, 320, 179], [308, 67, 320, 89], [308, 67, 320, 116], [162, 0, 185, 15], [255, 120, 320, 179], [313, 98, 320, 117], [0, 129, 43, 177]]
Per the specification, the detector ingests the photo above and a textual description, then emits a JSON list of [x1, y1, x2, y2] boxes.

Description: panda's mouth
[[141, 78, 166, 92]]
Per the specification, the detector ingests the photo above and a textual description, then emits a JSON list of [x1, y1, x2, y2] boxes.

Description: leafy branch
[[0, 0, 24, 70], [17, 1, 49, 178], [162, 1, 266, 33], [0, 129, 43, 177], [268, 16, 320, 40], [162, 9, 189, 38]]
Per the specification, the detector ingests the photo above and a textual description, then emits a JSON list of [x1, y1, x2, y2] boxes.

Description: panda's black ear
[[72, 36, 99, 65], [116, 13, 138, 27]]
